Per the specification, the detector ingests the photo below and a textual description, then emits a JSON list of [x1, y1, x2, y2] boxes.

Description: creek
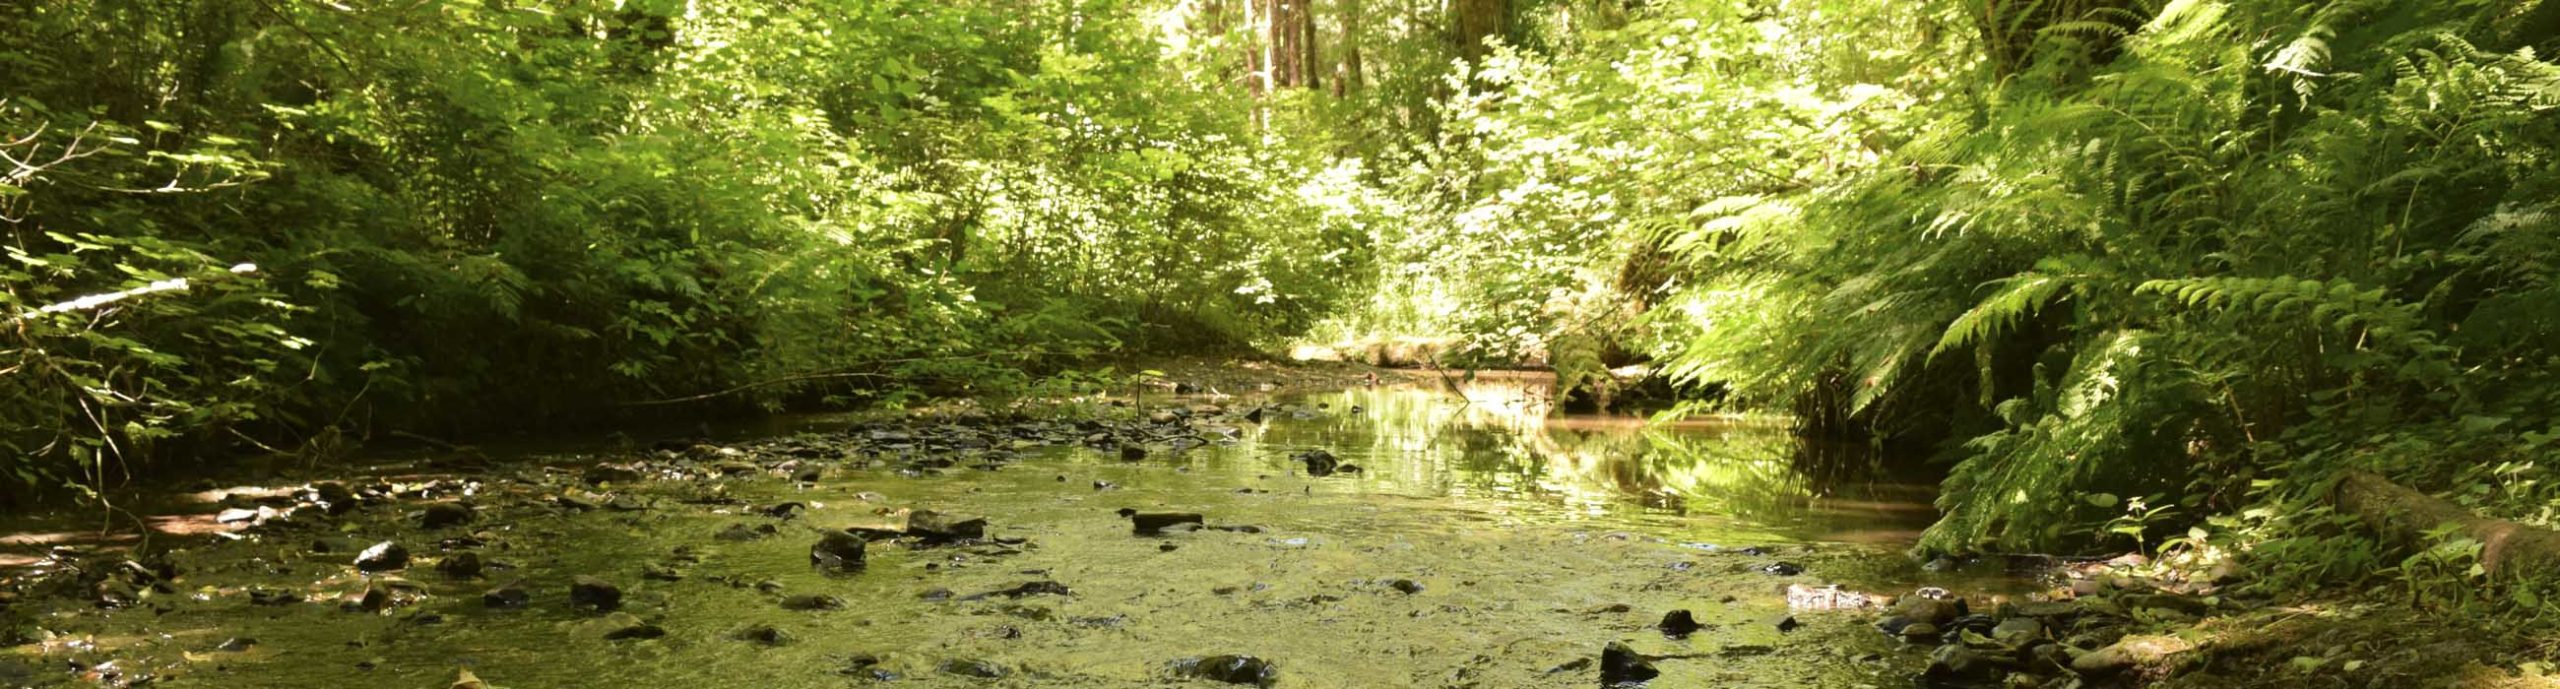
[[0, 372, 2037, 688]]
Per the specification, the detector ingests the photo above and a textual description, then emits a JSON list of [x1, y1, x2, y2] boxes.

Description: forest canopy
[[7, 0, 2560, 588]]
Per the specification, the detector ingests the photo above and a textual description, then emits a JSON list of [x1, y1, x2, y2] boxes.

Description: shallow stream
[[0, 374, 2031, 688]]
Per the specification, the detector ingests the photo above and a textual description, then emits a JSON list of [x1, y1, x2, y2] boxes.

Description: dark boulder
[[436, 552, 484, 579], [354, 541, 410, 573], [908, 511, 988, 541], [604, 622, 666, 641], [311, 482, 361, 514], [1600, 641, 1659, 687], [1658, 610, 1702, 638], [780, 594, 846, 611], [482, 581, 531, 608], [938, 659, 1008, 679], [1753, 561, 1804, 576], [569, 576, 622, 612], [1117, 508, 1205, 535], [420, 502, 475, 529], [732, 623, 793, 646], [811, 532, 867, 573], [1291, 450, 1342, 477], [1171, 655, 1278, 687]]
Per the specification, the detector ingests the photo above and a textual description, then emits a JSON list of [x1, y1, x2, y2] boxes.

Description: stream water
[[0, 374, 2031, 688]]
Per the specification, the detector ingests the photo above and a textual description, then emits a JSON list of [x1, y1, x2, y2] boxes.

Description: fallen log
[[2331, 470, 2560, 578]]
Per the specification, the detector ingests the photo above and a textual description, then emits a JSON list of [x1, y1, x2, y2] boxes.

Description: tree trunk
[[2331, 470, 2560, 578], [1267, 0, 1312, 88], [1338, 0, 1365, 97], [1452, 0, 1509, 64]]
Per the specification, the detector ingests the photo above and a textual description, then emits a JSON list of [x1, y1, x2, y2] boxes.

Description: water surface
[[0, 375, 2001, 688]]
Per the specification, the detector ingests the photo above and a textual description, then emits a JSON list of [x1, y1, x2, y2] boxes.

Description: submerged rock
[[938, 659, 1008, 679], [312, 482, 361, 514], [1118, 508, 1205, 535], [972, 581, 1072, 600], [811, 532, 867, 573], [780, 594, 845, 611], [908, 511, 988, 541], [1171, 655, 1278, 687], [420, 502, 475, 529], [569, 576, 622, 612], [435, 552, 484, 579], [482, 581, 531, 608], [1600, 641, 1659, 687], [604, 621, 666, 641], [354, 541, 410, 573], [1292, 449, 1342, 477], [714, 523, 770, 542], [732, 623, 793, 646], [1658, 610, 1702, 638]]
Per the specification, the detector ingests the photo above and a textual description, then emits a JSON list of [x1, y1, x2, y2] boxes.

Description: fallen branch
[[2330, 469, 2560, 578]]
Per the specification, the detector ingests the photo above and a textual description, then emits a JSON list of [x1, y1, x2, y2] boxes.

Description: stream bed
[[0, 374, 2040, 688]]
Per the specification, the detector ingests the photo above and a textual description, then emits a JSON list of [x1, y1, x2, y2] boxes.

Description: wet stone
[[810, 532, 867, 573], [354, 541, 410, 573], [938, 659, 1008, 679], [583, 463, 645, 485], [1386, 579, 1425, 595], [1658, 610, 1703, 638], [1754, 561, 1805, 576], [342, 586, 393, 613], [569, 576, 622, 612], [780, 594, 845, 611], [1600, 641, 1659, 687], [1171, 655, 1278, 687], [436, 552, 484, 579], [732, 624, 793, 646], [1119, 508, 1205, 535], [908, 511, 988, 541], [419, 502, 474, 529], [482, 580, 531, 608], [605, 622, 666, 641], [312, 482, 361, 514], [976, 581, 1072, 600], [1292, 449, 1342, 477]]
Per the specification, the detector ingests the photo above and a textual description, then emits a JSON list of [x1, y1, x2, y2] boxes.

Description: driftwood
[[2331, 470, 2560, 577]]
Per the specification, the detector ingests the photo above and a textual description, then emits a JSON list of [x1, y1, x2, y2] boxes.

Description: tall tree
[[1336, 0, 1366, 96], [1267, 0, 1318, 88], [1452, 0, 1509, 64]]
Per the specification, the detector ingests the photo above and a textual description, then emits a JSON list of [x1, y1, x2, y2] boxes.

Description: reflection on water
[[1245, 373, 1938, 545]]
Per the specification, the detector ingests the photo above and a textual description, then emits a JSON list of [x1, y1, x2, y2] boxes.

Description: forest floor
[[0, 358, 2543, 688]]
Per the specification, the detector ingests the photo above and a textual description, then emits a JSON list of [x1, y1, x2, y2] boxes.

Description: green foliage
[[0, 0, 1361, 494]]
